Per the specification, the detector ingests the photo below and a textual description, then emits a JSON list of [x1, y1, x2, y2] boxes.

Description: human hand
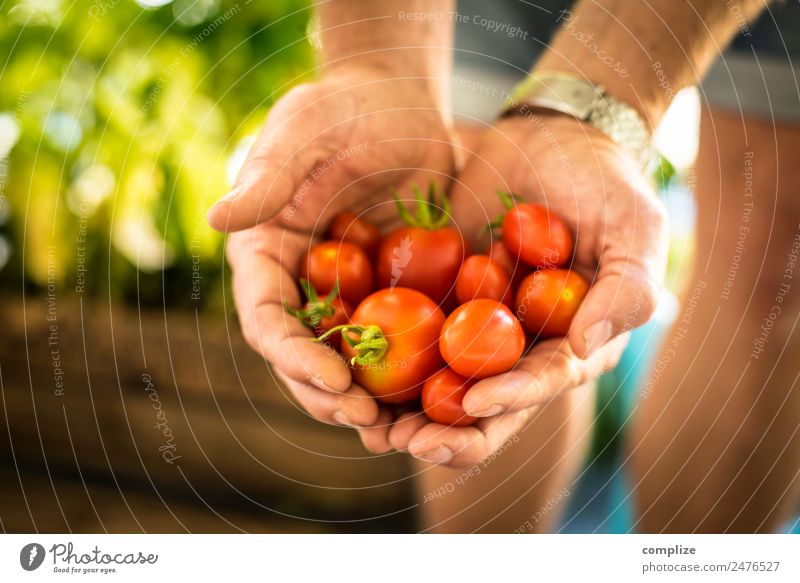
[[390, 113, 668, 467], [389, 335, 628, 467], [211, 63, 455, 452]]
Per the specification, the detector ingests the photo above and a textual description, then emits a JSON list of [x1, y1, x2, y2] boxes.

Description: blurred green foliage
[[0, 0, 314, 308]]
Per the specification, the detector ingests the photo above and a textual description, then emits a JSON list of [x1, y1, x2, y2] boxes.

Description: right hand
[[209, 63, 455, 452]]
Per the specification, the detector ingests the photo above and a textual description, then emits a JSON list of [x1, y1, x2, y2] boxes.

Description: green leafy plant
[[0, 0, 314, 309]]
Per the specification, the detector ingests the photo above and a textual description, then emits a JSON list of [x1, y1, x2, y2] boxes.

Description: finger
[[568, 194, 668, 359], [355, 407, 395, 454], [407, 410, 531, 469], [453, 123, 488, 160], [388, 411, 429, 452], [226, 222, 309, 276], [462, 335, 628, 417], [274, 370, 378, 428], [207, 83, 353, 232], [449, 140, 516, 251], [229, 227, 351, 392]]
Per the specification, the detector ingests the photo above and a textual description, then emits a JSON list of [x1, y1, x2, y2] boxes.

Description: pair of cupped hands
[[206, 63, 668, 468]]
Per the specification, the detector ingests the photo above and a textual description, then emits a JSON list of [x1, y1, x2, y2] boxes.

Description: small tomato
[[439, 299, 525, 379], [422, 368, 478, 426], [488, 240, 531, 289], [377, 184, 467, 305], [502, 203, 573, 268], [455, 255, 513, 307], [515, 269, 589, 337], [328, 211, 382, 259], [328, 287, 446, 404], [300, 241, 373, 305]]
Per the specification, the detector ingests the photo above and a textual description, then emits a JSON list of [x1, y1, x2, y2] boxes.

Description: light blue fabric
[[558, 293, 676, 533], [559, 290, 800, 533]]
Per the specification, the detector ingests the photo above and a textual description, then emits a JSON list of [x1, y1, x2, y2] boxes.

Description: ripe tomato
[[328, 211, 382, 259], [455, 255, 513, 307], [286, 279, 352, 340], [341, 287, 445, 403], [515, 269, 589, 337], [314, 297, 350, 335], [304, 296, 351, 347], [502, 203, 573, 268], [488, 240, 531, 289], [376, 184, 467, 306], [377, 226, 466, 306], [300, 241, 373, 305], [439, 299, 525, 379], [422, 368, 478, 426]]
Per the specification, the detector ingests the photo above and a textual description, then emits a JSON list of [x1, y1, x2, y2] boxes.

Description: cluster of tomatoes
[[287, 186, 589, 427]]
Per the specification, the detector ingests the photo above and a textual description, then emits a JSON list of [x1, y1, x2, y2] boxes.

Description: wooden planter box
[[0, 293, 415, 533]]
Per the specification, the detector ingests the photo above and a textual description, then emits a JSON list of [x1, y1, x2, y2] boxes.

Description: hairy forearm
[[316, 0, 454, 107], [535, 0, 767, 127]]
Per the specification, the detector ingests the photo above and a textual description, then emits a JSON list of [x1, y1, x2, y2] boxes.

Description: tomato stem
[[285, 279, 339, 329], [497, 190, 520, 210], [483, 190, 521, 234], [393, 182, 451, 230], [314, 323, 388, 366], [482, 214, 505, 235]]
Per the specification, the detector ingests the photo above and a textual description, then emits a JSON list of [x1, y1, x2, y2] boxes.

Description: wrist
[[323, 52, 429, 81], [533, 54, 666, 131], [323, 53, 451, 113], [504, 72, 653, 167], [497, 110, 622, 154], [316, 2, 453, 110]]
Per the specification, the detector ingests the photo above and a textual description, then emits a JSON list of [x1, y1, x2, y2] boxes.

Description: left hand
[[211, 64, 456, 454], [389, 113, 669, 467]]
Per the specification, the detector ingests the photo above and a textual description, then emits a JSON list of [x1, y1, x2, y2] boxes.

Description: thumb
[[568, 263, 662, 359], [568, 207, 668, 359], [207, 83, 351, 232]]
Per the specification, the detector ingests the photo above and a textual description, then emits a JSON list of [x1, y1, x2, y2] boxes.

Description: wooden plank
[[0, 294, 416, 530], [0, 468, 338, 533]]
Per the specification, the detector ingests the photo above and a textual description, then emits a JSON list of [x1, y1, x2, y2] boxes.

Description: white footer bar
[[1, 534, 797, 581]]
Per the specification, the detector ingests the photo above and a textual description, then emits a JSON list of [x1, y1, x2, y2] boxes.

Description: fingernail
[[470, 404, 504, 418], [583, 319, 613, 358], [415, 445, 453, 465], [210, 185, 244, 210], [333, 410, 354, 427]]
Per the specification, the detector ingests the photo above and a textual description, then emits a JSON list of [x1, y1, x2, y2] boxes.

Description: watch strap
[[503, 73, 653, 168]]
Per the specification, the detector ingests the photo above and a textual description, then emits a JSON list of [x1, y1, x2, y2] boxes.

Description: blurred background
[[0, 0, 697, 533]]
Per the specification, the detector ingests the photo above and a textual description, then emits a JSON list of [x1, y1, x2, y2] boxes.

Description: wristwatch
[[502, 72, 653, 168]]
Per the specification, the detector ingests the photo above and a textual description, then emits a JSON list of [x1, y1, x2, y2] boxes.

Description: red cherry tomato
[[439, 299, 525, 379], [422, 368, 478, 426], [489, 240, 531, 289], [312, 297, 351, 348], [455, 255, 513, 307], [515, 269, 589, 338], [342, 287, 445, 403], [315, 297, 350, 334], [502, 203, 573, 268], [328, 211, 382, 259], [286, 280, 352, 347], [305, 296, 352, 348], [377, 226, 466, 305], [300, 241, 373, 305], [287, 280, 351, 332]]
